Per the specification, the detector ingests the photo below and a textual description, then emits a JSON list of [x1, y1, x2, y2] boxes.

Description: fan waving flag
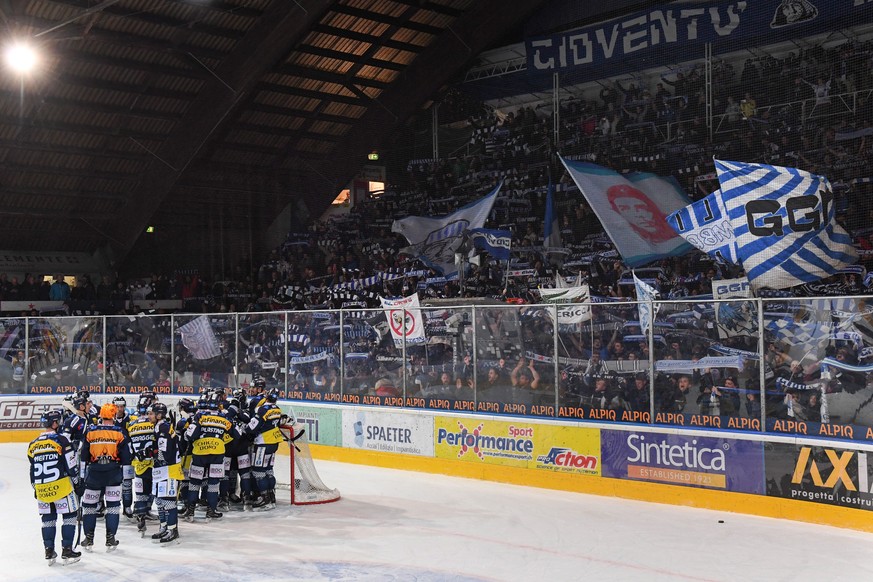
[[633, 272, 660, 335], [559, 156, 692, 267], [178, 315, 221, 360], [666, 190, 738, 265], [392, 181, 502, 276], [469, 228, 511, 261], [713, 160, 858, 290], [543, 178, 562, 251]]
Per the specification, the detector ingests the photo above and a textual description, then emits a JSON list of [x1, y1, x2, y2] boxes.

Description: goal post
[[277, 422, 341, 505]]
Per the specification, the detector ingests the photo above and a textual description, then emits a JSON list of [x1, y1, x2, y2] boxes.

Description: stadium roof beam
[[104, 0, 335, 266], [293, 0, 551, 216]]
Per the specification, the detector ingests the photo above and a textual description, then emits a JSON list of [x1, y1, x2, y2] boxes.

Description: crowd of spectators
[[0, 37, 871, 431]]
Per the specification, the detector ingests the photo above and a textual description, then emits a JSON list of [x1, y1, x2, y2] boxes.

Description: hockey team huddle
[[26, 379, 288, 565]]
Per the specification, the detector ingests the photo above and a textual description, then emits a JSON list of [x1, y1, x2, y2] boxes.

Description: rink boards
[[4, 394, 872, 533]]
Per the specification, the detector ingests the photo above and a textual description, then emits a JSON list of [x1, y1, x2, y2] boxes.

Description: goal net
[[276, 422, 341, 505]]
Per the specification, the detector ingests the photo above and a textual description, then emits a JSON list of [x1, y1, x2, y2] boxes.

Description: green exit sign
[[146, 226, 155, 233], [367, 152, 379, 161]]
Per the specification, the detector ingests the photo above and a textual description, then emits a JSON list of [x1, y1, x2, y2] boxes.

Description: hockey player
[[76, 390, 99, 424], [150, 402, 183, 544], [225, 388, 254, 509], [61, 394, 89, 447], [174, 397, 197, 507], [80, 403, 133, 551], [112, 397, 130, 427], [112, 396, 134, 519], [128, 400, 157, 536], [127, 391, 157, 517], [60, 393, 90, 482], [181, 391, 241, 521], [248, 387, 284, 510], [28, 409, 82, 565]]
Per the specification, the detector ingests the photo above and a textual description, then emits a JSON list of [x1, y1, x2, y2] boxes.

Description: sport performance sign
[[434, 417, 601, 474], [380, 293, 426, 348]]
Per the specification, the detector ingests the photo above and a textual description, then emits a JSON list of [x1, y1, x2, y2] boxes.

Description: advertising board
[[601, 430, 765, 494], [341, 409, 434, 456], [765, 442, 873, 512]]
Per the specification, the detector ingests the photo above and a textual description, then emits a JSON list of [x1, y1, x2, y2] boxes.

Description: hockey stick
[[279, 425, 305, 452]]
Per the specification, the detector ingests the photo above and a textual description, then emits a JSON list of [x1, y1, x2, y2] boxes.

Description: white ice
[[2, 442, 872, 582]]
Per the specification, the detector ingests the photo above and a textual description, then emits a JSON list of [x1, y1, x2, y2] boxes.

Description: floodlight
[[5, 42, 38, 74]]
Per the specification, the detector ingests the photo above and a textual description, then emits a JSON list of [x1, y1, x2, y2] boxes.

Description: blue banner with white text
[[525, 1, 873, 78]]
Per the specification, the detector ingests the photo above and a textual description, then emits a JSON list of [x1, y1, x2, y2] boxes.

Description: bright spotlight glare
[[5, 42, 38, 74]]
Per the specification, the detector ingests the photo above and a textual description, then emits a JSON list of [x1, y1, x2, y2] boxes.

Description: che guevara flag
[[559, 156, 692, 267]]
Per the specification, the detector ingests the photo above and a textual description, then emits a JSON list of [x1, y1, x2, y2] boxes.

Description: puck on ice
[[718, 520, 724, 523]]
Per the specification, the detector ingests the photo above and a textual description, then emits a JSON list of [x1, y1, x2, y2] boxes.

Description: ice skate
[[159, 527, 180, 546], [105, 533, 119, 552], [61, 547, 81, 565], [80, 534, 94, 552]]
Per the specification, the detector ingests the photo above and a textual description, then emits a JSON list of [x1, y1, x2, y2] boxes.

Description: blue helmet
[[265, 388, 279, 403], [177, 398, 196, 414], [149, 402, 168, 419], [137, 392, 155, 413], [41, 409, 62, 428]]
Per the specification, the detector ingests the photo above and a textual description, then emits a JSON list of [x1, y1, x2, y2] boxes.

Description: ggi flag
[[559, 156, 692, 267]]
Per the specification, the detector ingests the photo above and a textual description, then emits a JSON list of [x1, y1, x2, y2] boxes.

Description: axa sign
[[791, 446, 871, 493]]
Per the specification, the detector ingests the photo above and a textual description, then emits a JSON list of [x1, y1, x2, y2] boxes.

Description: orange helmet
[[99, 403, 117, 420]]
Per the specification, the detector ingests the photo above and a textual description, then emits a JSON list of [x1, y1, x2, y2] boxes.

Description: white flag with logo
[[539, 285, 591, 324], [178, 315, 221, 360], [392, 182, 501, 276], [380, 293, 426, 347], [712, 276, 757, 338], [633, 272, 660, 335]]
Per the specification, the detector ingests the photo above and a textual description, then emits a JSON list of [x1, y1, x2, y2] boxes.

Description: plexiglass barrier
[[5, 298, 873, 442]]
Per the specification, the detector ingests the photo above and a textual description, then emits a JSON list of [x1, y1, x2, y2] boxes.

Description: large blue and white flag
[[666, 190, 738, 265], [559, 157, 692, 267], [392, 182, 502, 275], [633, 271, 660, 335], [469, 228, 511, 261], [178, 315, 221, 360], [543, 178, 562, 251], [714, 160, 858, 290]]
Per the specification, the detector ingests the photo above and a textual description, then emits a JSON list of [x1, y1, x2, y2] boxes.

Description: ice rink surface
[[2, 441, 871, 582]]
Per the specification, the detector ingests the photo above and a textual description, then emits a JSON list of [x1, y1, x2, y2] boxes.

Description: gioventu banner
[[525, 1, 872, 79]]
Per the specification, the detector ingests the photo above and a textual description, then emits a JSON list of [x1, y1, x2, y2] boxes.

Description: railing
[[5, 297, 873, 443]]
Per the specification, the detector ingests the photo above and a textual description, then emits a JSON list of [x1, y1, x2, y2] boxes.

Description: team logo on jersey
[[770, 0, 818, 29]]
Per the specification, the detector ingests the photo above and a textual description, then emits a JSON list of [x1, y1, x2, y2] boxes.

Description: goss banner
[[0, 398, 58, 429], [600, 430, 765, 494], [342, 409, 434, 457], [765, 442, 873, 512]]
